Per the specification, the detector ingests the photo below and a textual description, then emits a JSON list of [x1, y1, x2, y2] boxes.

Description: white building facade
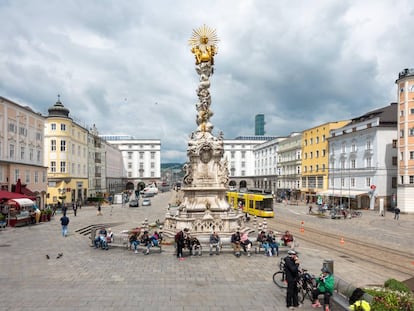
[[223, 136, 270, 190], [277, 132, 302, 199], [101, 135, 161, 189], [327, 103, 397, 210]]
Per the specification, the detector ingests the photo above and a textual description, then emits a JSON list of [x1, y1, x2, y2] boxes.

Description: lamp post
[[263, 178, 267, 194]]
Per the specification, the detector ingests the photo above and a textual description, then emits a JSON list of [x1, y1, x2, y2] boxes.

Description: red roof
[[0, 190, 33, 201]]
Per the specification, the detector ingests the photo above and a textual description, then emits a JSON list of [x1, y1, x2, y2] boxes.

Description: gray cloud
[[1, 0, 413, 163]]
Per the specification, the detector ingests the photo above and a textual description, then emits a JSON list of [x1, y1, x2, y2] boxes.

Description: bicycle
[[297, 270, 316, 303], [350, 210, 363, 218], [272, 257, 287, 288]]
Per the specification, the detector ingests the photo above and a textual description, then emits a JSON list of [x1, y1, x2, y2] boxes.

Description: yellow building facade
[[301, 121, 349, 203], [44, 98, 89, 206]]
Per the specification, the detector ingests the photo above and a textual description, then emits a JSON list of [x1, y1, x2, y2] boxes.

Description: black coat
[[284, 256, 299, 283]]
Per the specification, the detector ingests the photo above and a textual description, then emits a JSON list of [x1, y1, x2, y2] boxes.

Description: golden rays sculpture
[[189, 24, 219, 64]]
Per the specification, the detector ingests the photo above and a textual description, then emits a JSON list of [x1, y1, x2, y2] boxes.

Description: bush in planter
[[365, 278, 414, 311]]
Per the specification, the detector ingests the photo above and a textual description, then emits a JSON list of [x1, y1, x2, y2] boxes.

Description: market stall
[[6, 198, 36, 227]]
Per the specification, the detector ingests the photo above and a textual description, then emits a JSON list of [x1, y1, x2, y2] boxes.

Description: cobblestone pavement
[[0, 191, 413, 311]]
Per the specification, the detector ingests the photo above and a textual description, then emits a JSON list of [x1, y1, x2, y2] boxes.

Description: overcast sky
[[1, 1, 413, 163]]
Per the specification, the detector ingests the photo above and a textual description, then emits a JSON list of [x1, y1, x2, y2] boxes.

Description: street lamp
[[263, 178, 267, 194]]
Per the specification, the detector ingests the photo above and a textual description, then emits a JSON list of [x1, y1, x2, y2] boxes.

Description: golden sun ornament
[[189, 24, 219, 64]]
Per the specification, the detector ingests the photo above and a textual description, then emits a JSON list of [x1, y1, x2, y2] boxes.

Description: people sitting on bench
[[312, 266, 334, 310], [282, 230, 295, 249], [140, 230, 151, 255], [129, 232, 140, 254], [231, 230, 242, 257], [265, 230, 279, 256], [150, 231, 160, 247], [240, 232, 252, 257], [106, 228, 114, 244], [94, 227, 108, 250], [209, 231, 221, 255]]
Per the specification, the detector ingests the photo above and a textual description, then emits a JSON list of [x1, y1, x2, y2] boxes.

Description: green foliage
[[384, 278, 411, 293], [365, 278, 414, 311], [0, 213, 5, 221], [87, 197, 105, 203]]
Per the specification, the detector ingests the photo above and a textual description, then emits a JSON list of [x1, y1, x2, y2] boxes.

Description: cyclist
[[285, 249, 300, 309], [311, 266, 334, 311]]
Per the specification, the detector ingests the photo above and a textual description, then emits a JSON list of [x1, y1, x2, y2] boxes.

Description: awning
[[7, 198, 35, 207], [317, 190, 368, 199], [0, 190, 32, 201]]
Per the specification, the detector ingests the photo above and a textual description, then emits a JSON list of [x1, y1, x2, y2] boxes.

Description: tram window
[[263, 198, 273, 211], [256, 201, 264, 210]]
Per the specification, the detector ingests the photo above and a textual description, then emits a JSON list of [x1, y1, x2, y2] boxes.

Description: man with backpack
[[60, 214, 69, 237], [175, 228, 187, 260], [349, 288, 371, 311]]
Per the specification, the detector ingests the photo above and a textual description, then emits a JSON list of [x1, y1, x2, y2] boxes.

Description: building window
[[366, 177, 371, 187], [322, 164, 325, 171], [61, 124, 66, 131], [392, 156, 397, 165], [392, 140, 397, 148], [341, 160, 345, 169], [410, 128, 414, 136], [29, 148, 33, 161], [14, 169, 20, 182], [51, 123, 56, 131], [128, 172, 132, 178], [34, 171, 38, 183], [50, 161, 56, 172], [392, 177, 397, 188], [241, 151, 246, 159], [351, 143, 356, 152], [128, 152, 132, 159], [151, 162, 155, 169], [366, 140, 371, 150], [410, 151, 414, 160], [128, 162, 132, 169], [60, 140, 66, 151], [400, 130, 404, 138], [410, 108, 414, 114], [366, 157, 372, 167], [20, 147, 25, 160], [60, 161, 66, 173], [341, 178, 345, 187], [315, 165, 319, 172], [51, 140, 56, 151], [310, 138, 313, 145], [316, 136, 319, 144], [37, 150, 41, 162], [322, 149, 326, 157], [316, 150, 319, 158], [151, 152, 155, 159], [351, 178, 355, 187], [341, 142, 346, 153], [139, 152, 144, 159], [351, 159, 356, 169], [310, 152, 313, 159], [410, 176, 414, 184], [9, 144, 14, 159]]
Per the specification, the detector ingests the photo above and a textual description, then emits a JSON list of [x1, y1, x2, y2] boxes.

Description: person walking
[[285, 250, 300, 309], [60, 214, 70, 237], [97, 203, 102, 216], [72, 203, 78, 217], [394, 207, 400, 220]]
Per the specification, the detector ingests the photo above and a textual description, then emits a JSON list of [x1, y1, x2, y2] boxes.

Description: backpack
[[175, 231, 182, 243], [349, 288, 365, 305]]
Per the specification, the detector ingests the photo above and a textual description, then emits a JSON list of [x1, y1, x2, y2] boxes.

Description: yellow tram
[[226, 191, 274, 218]]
